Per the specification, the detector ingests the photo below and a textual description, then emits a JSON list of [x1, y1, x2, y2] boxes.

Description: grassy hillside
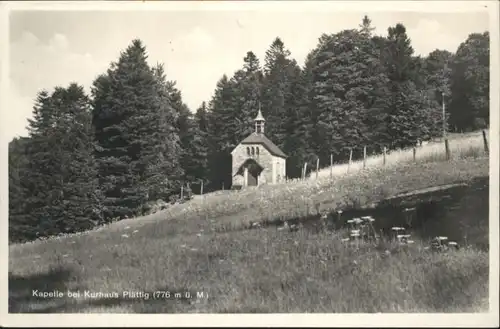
[[310, 129, 488, 181], [8, 132, 490, 313]]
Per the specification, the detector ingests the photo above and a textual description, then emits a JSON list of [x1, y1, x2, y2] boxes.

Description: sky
[[5, 5, 490, 141]]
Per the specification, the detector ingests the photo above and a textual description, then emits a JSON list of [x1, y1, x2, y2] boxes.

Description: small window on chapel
[[256, 147, 259, 156], [247, 147, 250, 155], [251, 147, 255, 155]]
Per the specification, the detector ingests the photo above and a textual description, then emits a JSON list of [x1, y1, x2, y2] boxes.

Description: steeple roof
[[254, 104, 265, 122]]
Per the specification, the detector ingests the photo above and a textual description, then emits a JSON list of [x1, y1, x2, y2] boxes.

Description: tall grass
[[312, 130, 488, 181], [9, 226, 489, 313]]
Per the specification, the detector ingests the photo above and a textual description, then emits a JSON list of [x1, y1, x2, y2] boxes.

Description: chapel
[[230, 107, 287, 188]]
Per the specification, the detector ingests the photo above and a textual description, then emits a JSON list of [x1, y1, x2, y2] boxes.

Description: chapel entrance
[[247, 168, 258, 186], [237, 159, 264, 187]]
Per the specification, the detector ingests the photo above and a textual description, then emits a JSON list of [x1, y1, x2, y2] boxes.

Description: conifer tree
[[262, 37, 298, 148], [11, 84, 102, 241], [356, 16, 392, 153], [282, 62, 314, 178], [311, 20, 389, 163], [380, 23, 440, 149], [421, 49, 454, 137], [152, 65, 184, 201], [232, 51, 264, 140], [8, 136, 30, 242], [450, 32, 490, 132], [180, 102, 210, 193], [176, 95, 197, 184], [20, 90, 63, 239], [206, 75, 238, 190], [207, 75, 240, 152], [51, 84, 104, 232], [312, 30, 365, 162], [92, 39, 182, 218]]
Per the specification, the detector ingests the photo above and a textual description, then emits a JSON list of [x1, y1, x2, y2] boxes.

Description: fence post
[[383, 146, 387, 166], [348, 148, 353, 173], [482, 130, 489, 153], [413, 147, 416, 162], [200, 180, 204, 196], [444, 139, 450, 160], [303, 162, 308, 180], [363, 146, 367, 169], [330, 153, 333, 180], [316, 158, 319, 179], [222, 182, 224, 191], [181, 185, 184, 200]]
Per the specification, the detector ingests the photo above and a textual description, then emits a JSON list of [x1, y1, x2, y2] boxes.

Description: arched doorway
[[236, 158, 264, 187]]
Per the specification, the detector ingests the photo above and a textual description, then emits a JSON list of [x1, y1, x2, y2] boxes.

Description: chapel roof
[[239, 132, 287, 158]]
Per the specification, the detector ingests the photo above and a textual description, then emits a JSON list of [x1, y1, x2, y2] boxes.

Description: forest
[[8, 16, 490, 243]]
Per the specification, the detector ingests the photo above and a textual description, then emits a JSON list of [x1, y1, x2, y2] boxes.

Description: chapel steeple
[[254, 103, 265, 134]]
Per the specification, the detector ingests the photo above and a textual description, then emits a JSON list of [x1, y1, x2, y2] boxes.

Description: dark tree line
[[9, 17, 489, 242]]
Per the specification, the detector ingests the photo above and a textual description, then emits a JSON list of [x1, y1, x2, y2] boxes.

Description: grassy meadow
[[8, 132, 491, 313]]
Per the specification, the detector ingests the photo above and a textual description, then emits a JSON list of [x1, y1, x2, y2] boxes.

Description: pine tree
[[359, 15, 375, 35], [450, 32, 490, 132], [11, 84, 103, 241], [206, 75, 238, 190], [312, 30, 364, 162], [21, 90, 62, 239], [304, 35, 333, 169], [92, 39, 182, 218], [151, 64, 184, 203], [380, 23, 439, 149], [208, 75, 240, 152], [282, 62, 314, 178], [421, 49, 454, 137], [232, 51, 264, 141], [356, 16, 392, 153], [262, 37, 298, 148], [8, 136, 30, 242], [92, 42, 144, 219], [181, 102, 210, 194], [311, 21, 389, 163], [50, 84, 104, 232], [176, 94, 197, 183]]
